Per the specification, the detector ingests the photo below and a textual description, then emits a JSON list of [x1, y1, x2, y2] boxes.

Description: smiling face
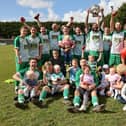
[[75, 27, 81, 35], [29, 59, 37, 70], [54, 65, 61, 74], [115, 22, 122, 32], [52, 50, 59, 59], [30, 26, 37, 36], [72, 59, 78, 68], [80, 59, 87, 69], [104, 27, 110, 35], [92, 23, 98, 31], [62, 26, 70, 35], [109, 67, 116, 75], [83, 65, 90, 74], [40, 26, 46, 35], [52, 23, 59, 31], [20, 27, 28, 37], [88, 55, 95, 62]]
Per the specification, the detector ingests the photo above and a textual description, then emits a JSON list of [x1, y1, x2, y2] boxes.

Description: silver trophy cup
[[90, 4, 100, 17]]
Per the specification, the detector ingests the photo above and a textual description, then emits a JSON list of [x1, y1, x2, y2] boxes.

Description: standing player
[[109, 11, 125, 66], [26, 26, 42, 68], [73, 26, 85, 60], [49, 23, 61, 54], [85, 9, 104, 66], [34, 14, 51, 65], [13, 26, 29, 93]]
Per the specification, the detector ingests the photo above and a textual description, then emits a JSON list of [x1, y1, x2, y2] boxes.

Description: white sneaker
[[79, 105, 86, 111], [123, 105, 126, 111]]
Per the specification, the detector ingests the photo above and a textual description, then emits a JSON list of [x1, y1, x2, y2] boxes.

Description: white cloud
[[62, 0, 126, 22], [99, 0, 126, 15], [62, 9, 97, 23], [28, 10, 45, 19], [17, 0, 53, 9], [17, 0, 126, 22], [28, 9, 60, 22], [17, 0, 60, 21], [47, 8, 60, 21]]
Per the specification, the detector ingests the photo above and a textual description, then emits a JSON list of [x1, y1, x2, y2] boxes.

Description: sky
[[0, 0, 125, 22]]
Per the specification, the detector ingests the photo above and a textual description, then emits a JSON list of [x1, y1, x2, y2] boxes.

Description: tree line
[[0, 3, 125, 39]]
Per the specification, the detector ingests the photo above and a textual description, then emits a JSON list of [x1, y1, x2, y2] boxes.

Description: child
[[106, 66, 121, 99], [115, 64, 126, 110], [97, 65, 110, 96], [87, 55, 99, 86], [67, 58, 80, 87], [22, 70, 39, 99], [50, 64, 71, 104], [79, 65, 96, 111], [59, 34, 75, 65]]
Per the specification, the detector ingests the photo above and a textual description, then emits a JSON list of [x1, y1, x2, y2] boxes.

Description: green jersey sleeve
[[75, 69, 83, 87], [58, 35, 63, 41], [14, 36, 20, 49], [19, 67, 29, 79]]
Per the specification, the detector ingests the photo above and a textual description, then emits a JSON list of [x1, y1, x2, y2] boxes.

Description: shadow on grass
[[46, 93, 63, 106], [99, 109, 116, 114]]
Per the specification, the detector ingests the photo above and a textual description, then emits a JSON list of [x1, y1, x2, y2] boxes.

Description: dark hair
[[29, 58, 37, 62], [84, 65, 91, 70], [52, 49, 59, 52]]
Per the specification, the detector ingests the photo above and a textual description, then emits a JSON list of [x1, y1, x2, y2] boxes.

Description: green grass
[[0, 45, 126, 126]]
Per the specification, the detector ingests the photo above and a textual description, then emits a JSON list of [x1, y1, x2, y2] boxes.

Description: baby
[[23, 70, 38, 87], [59, 35, 75, 52], [20, 70, 39, 99]]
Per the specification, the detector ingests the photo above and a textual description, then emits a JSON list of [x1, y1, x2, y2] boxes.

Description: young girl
[[106, 66, 121, 99], [79, 65, 96, 111]]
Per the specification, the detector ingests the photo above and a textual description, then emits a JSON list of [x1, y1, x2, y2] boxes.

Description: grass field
[[0, 45, 126, 126]]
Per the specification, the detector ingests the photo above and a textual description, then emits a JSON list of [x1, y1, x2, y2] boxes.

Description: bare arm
[[20, 17, 31, 30], [85, 10, 90, 33], [35, 18, 42, 28], [12, 72, 22, 82], [14, 48, 22, 64], [66, 17, 74, 28], [110, 12, 116, 33], [99, 8, 105, 30]]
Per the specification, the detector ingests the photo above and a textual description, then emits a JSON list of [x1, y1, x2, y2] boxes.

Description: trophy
[[90, 4, 101, 17]]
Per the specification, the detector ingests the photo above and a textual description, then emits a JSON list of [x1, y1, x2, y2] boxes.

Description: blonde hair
[[42, 61, 52, 72], [54, 64, 61, 70], [63, 35, 70, 40], [26, 70, 36, 79], [116, 64, 126, 75]]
